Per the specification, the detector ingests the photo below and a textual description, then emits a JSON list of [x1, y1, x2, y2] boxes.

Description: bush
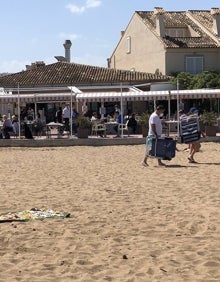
[[76, 115, 92, 129], [200, 111, 217, 126]]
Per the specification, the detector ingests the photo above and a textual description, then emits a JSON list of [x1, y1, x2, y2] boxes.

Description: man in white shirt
[[62, 104, 70, 131], [142, 105, 165, 166]]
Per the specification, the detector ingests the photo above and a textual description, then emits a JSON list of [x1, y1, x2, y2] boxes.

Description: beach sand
[[0, 142, 220, 282]]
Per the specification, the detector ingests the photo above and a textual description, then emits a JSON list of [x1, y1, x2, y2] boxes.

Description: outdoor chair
[[118, 121, 129, 136], [91, 122, 106, 137]]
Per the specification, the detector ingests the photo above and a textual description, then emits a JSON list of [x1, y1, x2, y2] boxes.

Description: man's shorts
[[145, 135, 154, 156]]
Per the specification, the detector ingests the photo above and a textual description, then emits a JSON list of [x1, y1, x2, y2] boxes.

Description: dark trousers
[[64, 118, 70, 131], [3, 126, 13, 139]]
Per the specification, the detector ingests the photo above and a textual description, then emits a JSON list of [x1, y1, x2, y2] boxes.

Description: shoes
[[142, 162, 148, 167]]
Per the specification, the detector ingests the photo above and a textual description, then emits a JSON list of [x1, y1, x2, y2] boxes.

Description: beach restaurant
[[0, 62, 220, 135], [1, 86, 220, 119]]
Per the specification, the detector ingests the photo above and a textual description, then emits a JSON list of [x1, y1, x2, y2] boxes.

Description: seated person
[[34, 113, 43, 137], [27, 107, 34, 121], [91, 112, 101, 122], [127, 113, 137, 134], [12, 115, 19, 137], [91, 112, 105, 137]]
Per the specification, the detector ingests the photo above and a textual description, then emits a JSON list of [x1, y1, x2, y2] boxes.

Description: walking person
[[142, 105, 166, 166], [187, 108, 205, 163]]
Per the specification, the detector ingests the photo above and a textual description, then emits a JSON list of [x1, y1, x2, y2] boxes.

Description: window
[[126, 36, 131, 54], [185, 56, 203, 74], [165, 28, 187, 37]]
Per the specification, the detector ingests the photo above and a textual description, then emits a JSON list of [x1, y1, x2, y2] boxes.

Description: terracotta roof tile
[[189, 10, 220, 36], [137, 9, 220, 48], [0, 62, 169, 88]]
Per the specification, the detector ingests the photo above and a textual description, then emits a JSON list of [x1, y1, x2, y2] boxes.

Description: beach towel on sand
[[0, 208, 70, 223]]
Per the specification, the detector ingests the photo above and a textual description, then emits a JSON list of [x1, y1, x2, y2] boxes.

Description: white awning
[[0, 93, 76, 103], [170, 89, 220, 99], [76, 91, 170, 102], [0, 88, 219, 104]]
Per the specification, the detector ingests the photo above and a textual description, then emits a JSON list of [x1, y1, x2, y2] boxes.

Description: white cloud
[[66, 4, 85, 14], [66, 0, 102, 14], [85, 0, 102, 8], [59, 33, 82, 41]]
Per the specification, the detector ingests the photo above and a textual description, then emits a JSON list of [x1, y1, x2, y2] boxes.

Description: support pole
[[120, 83, 123, 138], [18, 84, 21, 139], [34, 94, 37, 120], [70, 88, 73, 137], [168, 90, 171, 136], [177, 79, 180, 137]]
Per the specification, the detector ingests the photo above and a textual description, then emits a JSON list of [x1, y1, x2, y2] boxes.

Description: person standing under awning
[[62, 104, 70, 132]]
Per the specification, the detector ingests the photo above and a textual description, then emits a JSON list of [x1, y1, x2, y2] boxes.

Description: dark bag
[[150, 138, 176, 160]]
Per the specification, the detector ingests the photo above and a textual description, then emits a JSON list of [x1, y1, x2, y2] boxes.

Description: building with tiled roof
[[0, 61, 170, 120], [0, 61, 169, 89], [109, 7, 220, 76]]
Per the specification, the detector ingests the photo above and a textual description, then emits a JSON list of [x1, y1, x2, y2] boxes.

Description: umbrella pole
[[18, 84, 21, 139], [70, 89, 73, 137]]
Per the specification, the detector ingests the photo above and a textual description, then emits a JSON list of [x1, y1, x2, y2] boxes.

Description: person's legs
[[142, 155, 148, 166], [188, 144, 194, 161], [143, 136, 166, 166], [64, 118, 70, 131], [158, 159, 166, 166], [188, 143, 198, 162], [142, 136, 151, 166]]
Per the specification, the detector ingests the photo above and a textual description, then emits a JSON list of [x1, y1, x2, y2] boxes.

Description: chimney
[[211, 8, 220, 36], [154, 7, 165, 37], [63, 40, 72, 62], [121, 30, 125, 37]]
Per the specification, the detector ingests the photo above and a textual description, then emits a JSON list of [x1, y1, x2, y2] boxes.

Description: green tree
[[170, 71, 220, 89]]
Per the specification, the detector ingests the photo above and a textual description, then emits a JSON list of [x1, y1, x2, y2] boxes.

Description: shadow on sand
[[196, 162, 220, 166], [165, 164, 195, 168]]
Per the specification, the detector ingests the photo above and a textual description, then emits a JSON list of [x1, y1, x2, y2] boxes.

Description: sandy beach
[[0, 142, 220, 282]]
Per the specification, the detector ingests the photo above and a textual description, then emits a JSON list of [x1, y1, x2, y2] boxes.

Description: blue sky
[[0, 0, 220, 73]]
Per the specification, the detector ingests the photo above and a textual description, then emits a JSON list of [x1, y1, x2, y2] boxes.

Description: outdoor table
[[46, 122, 64, 138], [164, 120, 179, 136], [105, 122, 118, 135]]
